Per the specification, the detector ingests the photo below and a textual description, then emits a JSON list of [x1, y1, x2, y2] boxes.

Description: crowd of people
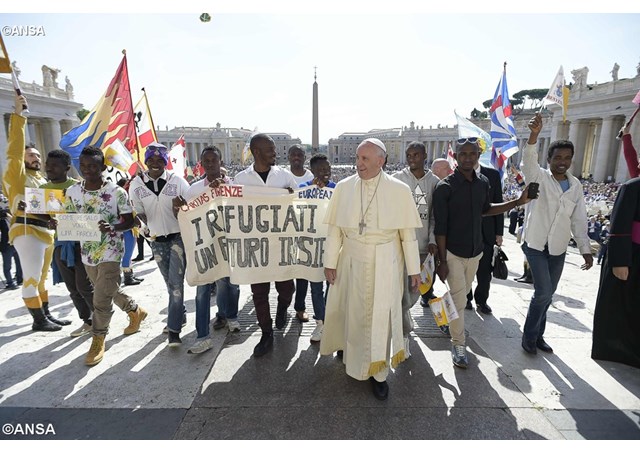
[[2, 92, 639, 402]]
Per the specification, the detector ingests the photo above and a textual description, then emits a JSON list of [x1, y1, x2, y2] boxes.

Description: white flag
[[168, 134, 186, 178], [544, 65, 565, 106]]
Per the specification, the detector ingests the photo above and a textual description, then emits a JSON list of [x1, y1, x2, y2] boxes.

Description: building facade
[[328, 66, 640, 183], [0, 64, 82, 180], [156, 124, 302, 166]]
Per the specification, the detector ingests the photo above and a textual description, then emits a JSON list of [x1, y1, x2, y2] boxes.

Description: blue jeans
[[294, 278, 326, 321], [522, 242, 566, 343], [194, 277, 239, 339], [151, 235, 186, 333], [2, 245, 22, 285], [121, 230, 135, 268]]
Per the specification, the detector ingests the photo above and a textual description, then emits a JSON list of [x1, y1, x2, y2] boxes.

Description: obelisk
[[312, 67, 319, 152]]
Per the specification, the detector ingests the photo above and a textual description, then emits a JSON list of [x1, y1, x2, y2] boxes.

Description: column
[[614, 140, 630, 182], [568, 120, 587, 178], [44, 119, 62, 155], [538, 138, 547, 168], [0, 113, 8, 177], [592, 118, 614, 182]]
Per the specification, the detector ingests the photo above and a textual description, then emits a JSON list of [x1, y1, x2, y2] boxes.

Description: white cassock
[[320, 171, 421, 381]]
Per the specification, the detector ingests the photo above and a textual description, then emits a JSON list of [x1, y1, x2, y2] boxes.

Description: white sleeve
[[521, 143, 544, 183]]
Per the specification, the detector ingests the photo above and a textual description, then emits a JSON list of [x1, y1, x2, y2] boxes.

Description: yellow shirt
[[2, 114, 54, 245]]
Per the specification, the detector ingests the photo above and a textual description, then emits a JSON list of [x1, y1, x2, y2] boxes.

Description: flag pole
[[122, 49, 141, 169], [0, 36, 28, 113], [141, 87, 158, 142]]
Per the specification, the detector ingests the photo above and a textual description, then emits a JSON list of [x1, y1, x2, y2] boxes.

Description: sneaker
[[85, 335, 105, 366], [227, 319, 241, 333], [310, 320, 323, 343], [124, 306, 147, 335], [70, 322, 92, 338], [213, 316, 227, 330], [296, 311, 309, 322], [188, 337, 213, 354], [439, 325, 451, 337], [4, 283, 18, 290], [253, 331, 274, 357], [451, 345, 468, 368], [403, 336, 411, 358], [168, 331, 182, 347]]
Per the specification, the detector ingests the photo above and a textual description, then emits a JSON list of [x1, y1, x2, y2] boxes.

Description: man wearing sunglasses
[[433, 136, 532, 368]]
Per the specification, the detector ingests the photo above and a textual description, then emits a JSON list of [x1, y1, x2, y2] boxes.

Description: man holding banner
[[233, 133, 298, 357], [180, 146, 241, 355], [319, 138, 421, 401]]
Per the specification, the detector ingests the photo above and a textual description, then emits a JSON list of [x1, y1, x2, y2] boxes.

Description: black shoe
[[521, 337, 537, 355], [336, 350, 343, 359], [536, 338, 554, 353], [478, 303, 492, 315], [29, 308, 62, 332], [253, 331, 274, 357], [4, 283, 18, 290], [43, 302, 72, 326], [168, 331, 182, 347], [275, 308, 288, 330], [123, 271, 141, 286], [369, 377, 389, 401], [465, 301, 473, 310], [131, 255, 144, 262]]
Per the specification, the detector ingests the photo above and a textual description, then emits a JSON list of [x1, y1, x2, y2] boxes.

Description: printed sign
[[25, 188, 66, 214]]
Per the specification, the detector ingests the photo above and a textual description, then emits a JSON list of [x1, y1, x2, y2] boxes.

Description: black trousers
[[467, 242, 494, 306], [250, 280, 295, 333], [54, 244, 94, 323]]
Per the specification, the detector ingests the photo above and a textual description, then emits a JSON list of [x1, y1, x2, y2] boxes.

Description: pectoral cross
[[359, 220, 366, 235]]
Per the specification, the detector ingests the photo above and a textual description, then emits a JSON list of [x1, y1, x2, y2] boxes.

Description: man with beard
[[2, 94, 62, 331]]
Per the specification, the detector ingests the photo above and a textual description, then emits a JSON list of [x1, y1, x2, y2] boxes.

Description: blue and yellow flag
[[60, 54, 138, 167]]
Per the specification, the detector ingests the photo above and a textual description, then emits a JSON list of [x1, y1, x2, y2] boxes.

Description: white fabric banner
[[178, 184, 333, 286]]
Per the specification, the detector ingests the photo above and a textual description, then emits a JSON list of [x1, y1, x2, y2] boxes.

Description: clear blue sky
[[2, 1, 640, 144]]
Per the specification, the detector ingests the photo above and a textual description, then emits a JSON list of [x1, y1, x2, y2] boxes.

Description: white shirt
[[234, 164, 297, 189], [185, 175, 232, 200], [287, 168, 314, 186], [520, 143, 590, 255], [129, 170, 190, 237]]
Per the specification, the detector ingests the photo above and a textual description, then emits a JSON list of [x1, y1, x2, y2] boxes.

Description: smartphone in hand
[[527, 182, 540, 199]]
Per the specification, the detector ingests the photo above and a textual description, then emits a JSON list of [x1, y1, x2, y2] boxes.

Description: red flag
[[446, 142, 458, 170], [193, 161, 204, 178], [167, 134, 187, 178]]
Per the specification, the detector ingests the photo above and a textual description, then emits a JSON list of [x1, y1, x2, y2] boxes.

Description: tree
[[77, 109, 90, 121], [513, 88, 547, 110]]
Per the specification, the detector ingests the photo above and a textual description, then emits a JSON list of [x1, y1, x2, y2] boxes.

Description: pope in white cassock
[[320, 138, 422, 401]]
